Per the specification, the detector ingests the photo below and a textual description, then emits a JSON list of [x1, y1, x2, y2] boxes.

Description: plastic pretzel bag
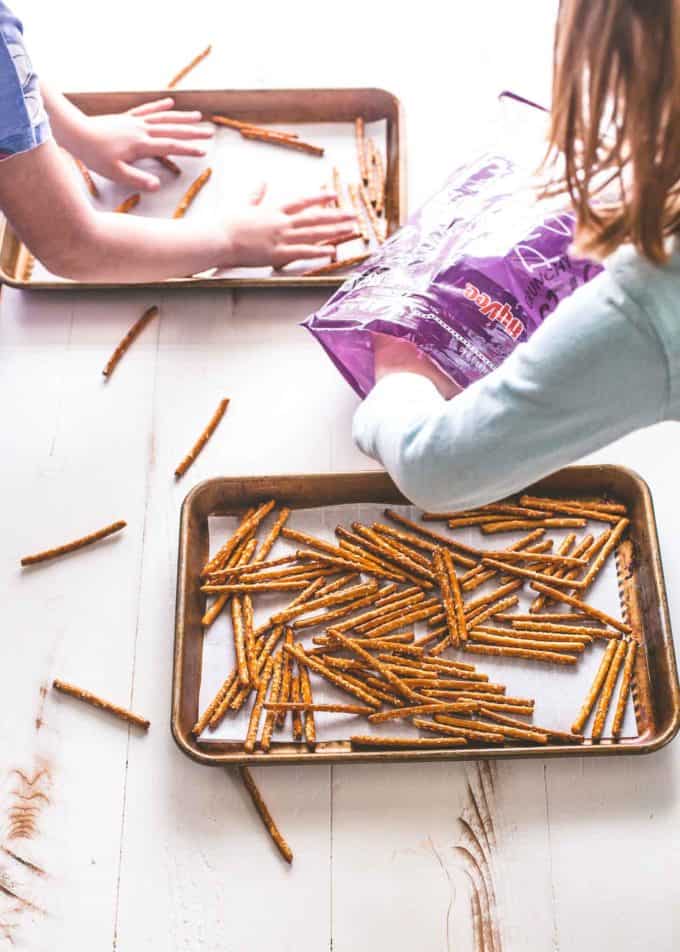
[[303, 93, 601, 397]]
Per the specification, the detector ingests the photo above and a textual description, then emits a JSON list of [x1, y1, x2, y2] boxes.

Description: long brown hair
[[544, 0, 680, 264]]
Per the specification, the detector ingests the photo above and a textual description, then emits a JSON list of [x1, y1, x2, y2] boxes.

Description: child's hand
[[76, 97, 213, 190], [372, 333, 461, 399], [223, 188, 358, 268]]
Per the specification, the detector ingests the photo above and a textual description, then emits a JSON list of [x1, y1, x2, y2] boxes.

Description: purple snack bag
[[304, 146, 602, 398]]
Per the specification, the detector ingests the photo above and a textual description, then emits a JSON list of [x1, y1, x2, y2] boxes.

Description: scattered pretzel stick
[[399, 678, 504, 693], [21, 519, 126, 566], [591, 639, 628, 740], [355, 117, 368, 183], [498, 612, 597, 624], [465, 595, 520, 629], [192, 669, 237, 735], [373, 144, 386, 215], [260, 653, 284, 752], [298, 663, 316, 749], [354, 596, 439, 635], [463, 644, 579, 665], [577, 519, 629, 593], [518, 495, 624, 523], [301, 253, 371, 277], [238, 765, 293, 864], [52, 679, 149, 729], [265, 702, 374, 716], [470, 632, 585, 653], [481, 708, 585, 744], [167, 43, 212, 88], [202, 501, 276, 576], [423, 504, 546, 521], [481, 518, 586, 533], [367, 701, 477, 724], [211, 114, 265, 131], [529, 533, 595, 611], [102, 305, 159, 378], [434, 713, 548, 744], [432, 548, 458, 648], [351, 735, 467, 749], [240, 128, 324, 156], [511, 621, 610, 637], [172, 168, 212, 219], [328, 629, 421, 701], [611, 640, 638, 737], [474, 624, 592, 645], [352, 523, 435, 580], [114, 193, 140, 214], [74, 157, 99, 197], [359, 183, 384, 244], [482, 550, 586, 568], [384, 509, 481, 559], [174, 397, 229, 478], [530, 582, 632, 634], [154, 156, 181, 175], [244, 658, 274, 753], [571, 639, 619, 733], [481, 557, 586, 589], [202, 537, 257, 627], [272, 580, 378, 625], [414, 717, 505, 744]]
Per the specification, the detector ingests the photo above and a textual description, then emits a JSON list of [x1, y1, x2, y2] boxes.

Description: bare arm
[[0, 139, 355, 282]]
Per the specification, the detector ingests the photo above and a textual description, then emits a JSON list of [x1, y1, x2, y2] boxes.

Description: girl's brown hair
[[545, 0, 680, 264]]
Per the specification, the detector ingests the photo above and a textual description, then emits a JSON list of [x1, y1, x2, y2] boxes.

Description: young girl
[[354, 0, 680, 510], [0, 2, 355, 281]]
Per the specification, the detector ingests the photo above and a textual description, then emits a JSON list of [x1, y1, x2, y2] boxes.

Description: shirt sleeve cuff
[[352, 372, 444, 461]]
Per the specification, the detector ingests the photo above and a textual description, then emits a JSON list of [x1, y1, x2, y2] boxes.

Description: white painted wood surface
[[2, 2, 679, 949]]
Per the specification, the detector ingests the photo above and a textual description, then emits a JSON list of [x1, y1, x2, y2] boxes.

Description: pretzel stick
[[530, 583, 632, 634], [284, 644, 381, 709], [464, 595, 520, 628], [172, 168, 212, 219], [376, 653, 436, 670], [481, 557, 587, 589], [353, 523, 434, 575], [419, 656, 477, 672], [298, 664, 316, 749], [355, 117, 368, 183], [302, 253, 371, 277], [423, 504, 547, 520], [265, 702, 374, 715], [480, 708, 584, 744], [244, 658, 274, 753], [243, 594, 258, 687], [332, 166, 344, 208], [275, 630, 294, 727], [348, 184, 371, 243], [114, 193, 140, 214], [272, 580, 378, 625], [413, 717, 505, 744], [434, 713, 548, 744], [511, 621, 609, 637], [359, 183, 384, 244], [382, 663, 436, 679], [469, 700, 536, 716], [373, 144, 385, 215], [74, 157, 99, 197], [577, 519, 629, 593], [331, 638, 423, 658], [328, 630, 421, 701], [240, 128, 324, 156], [174, 397, 228, 477], [354, 597, 439, 635], [591, 639, 628, 740], [461, 530, 547, 589], [396, 677, 504, 692], [357, 604, 441, 639], [204, 581, 312, 594], [102, 305, 159, 378], [474, 624, 593, 645], [202, 501, 276, 577], [350, 735, 467, 749], [207, 629, 281, 729], [154, 156, 181, 175], [368, 532, 432, 570], [367, 701, 477, 724], [211, 115, 279, 132], [463, 644, 579, 665], [469, 632, 585, 653], [238, 765, 293, 864], [442, 549, 467, 643], [482, 550, 586, 568], [474, 710, 551, 744], [167, 43, 212, 87], [336, 526, 433, 585], [518, 495, 623, 523], [292, 587, 389, 630], [19, 250, 35, 282], [192, 670, 237, 735], [447, 514, 520, 528], [288, 673, 303, 741], [611, 640, 637, 737], [432, 548, 458, 648], [481, 518, 586, 533], [498, 613, 597, 624], [259, 653, 285, 752], [284, 528, 400, 578], [208, 555, 296, 581], [52, 679, 149, 729], [571, 639, 619, 733], [21, 519, 126, 566]]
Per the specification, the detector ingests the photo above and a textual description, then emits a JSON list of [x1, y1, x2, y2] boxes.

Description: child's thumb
[[116, 161, 161, 191]]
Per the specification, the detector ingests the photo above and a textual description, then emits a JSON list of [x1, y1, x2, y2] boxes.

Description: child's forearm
[[353, 263, 669, 509], [39, 81, 90, 155]]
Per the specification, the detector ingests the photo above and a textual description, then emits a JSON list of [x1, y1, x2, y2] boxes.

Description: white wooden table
[[2, 2, 679, 949]]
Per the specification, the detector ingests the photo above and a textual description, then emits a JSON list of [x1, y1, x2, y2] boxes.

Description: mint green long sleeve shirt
[[353, 244, 680, 510]]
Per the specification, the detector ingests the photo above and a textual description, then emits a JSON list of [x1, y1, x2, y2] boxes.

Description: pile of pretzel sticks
[[195, 494, 639, 751]]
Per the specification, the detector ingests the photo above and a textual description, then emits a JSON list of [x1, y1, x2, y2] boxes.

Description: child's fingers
[[145, 139, 208, 158], [145, 124, 214, 140], [280, 193, 338, 214], [284, 224, 357, 244], [289, 208, 356, 229], [277, 245, 337, 265], [128, 97, 175, 116], [144, 110, 203, 123], [116, 160, 161, 191]]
